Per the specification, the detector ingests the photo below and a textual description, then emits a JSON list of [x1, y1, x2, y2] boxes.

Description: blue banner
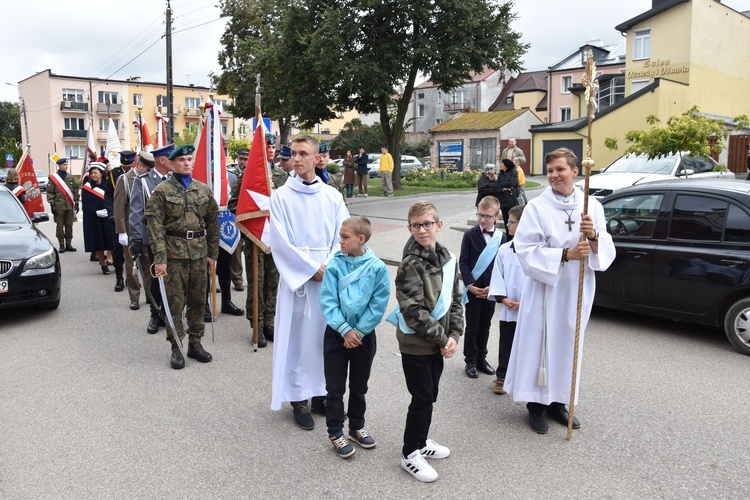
[[218, 209, 240, 253]]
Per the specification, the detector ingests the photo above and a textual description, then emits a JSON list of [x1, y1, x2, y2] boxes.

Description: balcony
[[96, 130, 124, 141], [60, 101, 88, 112], [443, 100, 474, 113], [184, 108, 201, 118], [95, 102, 122, 114], [154, 105, 183, 117], [62, 129, 87, 140]]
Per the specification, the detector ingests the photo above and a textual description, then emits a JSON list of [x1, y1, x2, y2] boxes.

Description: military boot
[[114, 267, 125, 292], [147, 314, 160, 334], [204, 304, 216, 323], [220, 288, 244, 316], [65, 242, 77, 252], [170, 343, 185, 370], [187, 343, 212, 363], [59, 243, 66, 253], [257, 329, 267, 348]]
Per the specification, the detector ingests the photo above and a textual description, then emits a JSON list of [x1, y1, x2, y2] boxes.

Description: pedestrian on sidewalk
[[355, 147, 369, 197], [379, 146, 394, 197], [342, 150, 355, 198]]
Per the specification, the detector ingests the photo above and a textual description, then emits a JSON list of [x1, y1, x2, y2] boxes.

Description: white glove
[[96, 209, 108, 218], [118, 233, 128, 246]]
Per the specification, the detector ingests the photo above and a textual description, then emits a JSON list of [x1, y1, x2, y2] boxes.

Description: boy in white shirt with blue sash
[[388, 201, 463, 483], [319, 216, 390, 459]]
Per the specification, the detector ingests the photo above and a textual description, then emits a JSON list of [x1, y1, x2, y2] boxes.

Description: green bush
[[403, 168, 480, 188]]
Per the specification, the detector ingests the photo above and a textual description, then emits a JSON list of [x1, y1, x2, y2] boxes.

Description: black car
[[597, 179, 750, 355], [0, 185, 61, 310]]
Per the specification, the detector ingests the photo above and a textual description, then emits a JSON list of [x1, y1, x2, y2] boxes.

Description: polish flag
[[133, 115, 153, 152], [192, 101, 228, 208], [155, 113, 169, 148], [16, 150, 44, 218]]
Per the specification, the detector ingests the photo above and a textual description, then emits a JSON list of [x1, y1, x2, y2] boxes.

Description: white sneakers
[[401, 440, 450, 482]]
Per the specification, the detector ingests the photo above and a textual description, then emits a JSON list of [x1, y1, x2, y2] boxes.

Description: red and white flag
[[192, 100, 228, 208], [81, 123, 96, 179], [155, 113, 169, 148], [235, 109, 272, 253], [16, 150, 44, 218], [133, 114, 153, 152]]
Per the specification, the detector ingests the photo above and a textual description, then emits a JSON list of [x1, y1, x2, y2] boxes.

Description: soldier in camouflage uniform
[[227, 134, 280, 347], [146, 144, 220, 370], [47, 158, 80, 252], [315, 142, 345, 196]]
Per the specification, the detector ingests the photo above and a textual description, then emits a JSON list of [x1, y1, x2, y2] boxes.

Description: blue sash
[[386, 253, 456, 334], [461, 231, 502, 304]]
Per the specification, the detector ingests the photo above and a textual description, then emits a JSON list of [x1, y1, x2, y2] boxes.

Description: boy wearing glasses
[[459, 196, 506, 379], [489, 204, 525, 395], [388, 200, 463, 483]]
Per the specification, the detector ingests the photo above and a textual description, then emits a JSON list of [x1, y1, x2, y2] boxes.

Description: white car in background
[[367, 154, 422, 178], [579, 153, 734, 199]]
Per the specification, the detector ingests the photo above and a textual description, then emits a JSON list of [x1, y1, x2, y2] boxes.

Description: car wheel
[[38, 298, 60, 311], [723, 298, 750, 356]]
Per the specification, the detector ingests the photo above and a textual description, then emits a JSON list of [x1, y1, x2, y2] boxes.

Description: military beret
[[152, 143, 175, 158], [56, 158, 68, 165], [236, 147, 250, 158], [89, 162, 107, 173], [278, 145, 292, 159], [318, 142, 330, 154], [168, 144, 195, 160], [138, 150, 155, 168], [265, 133, 277, 146], [120, 150, 136, 165]]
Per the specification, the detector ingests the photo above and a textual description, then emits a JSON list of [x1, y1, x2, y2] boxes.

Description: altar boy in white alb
[[504, 148, 615, 435], [269, 134, 350, 430]]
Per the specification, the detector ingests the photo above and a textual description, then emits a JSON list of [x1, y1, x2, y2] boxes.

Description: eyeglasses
[[507, 220, 519, 226], [476, 213, 497, 220], [409, 221, 437, 231]]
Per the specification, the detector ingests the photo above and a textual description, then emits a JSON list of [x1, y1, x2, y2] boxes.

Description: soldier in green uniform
[[315, 142, 344, 195], [227, 134, 280, 347], [47, 158, 81, 252], [146, 144, 220, 370]]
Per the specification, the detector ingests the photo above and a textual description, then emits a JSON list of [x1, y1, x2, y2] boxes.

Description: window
[[634, 29, 651, 60], [418, 104, 425, 117], [98, 91, 119, 105], [417, 92, 425, 99], [725, 204, 750, 243], [156, 95, 168, 106], [453, 90, 466, 105], [221, 123, 228, 136], [185, 97, 201, 109], [98, 119, 119, 131], [603, 193, 664, 238], [561, 76, 573, 94], [65, 145, 86, 158], [337, 110, 344, 118], [505, 92, 514, 105], [62, 89, 84, 103], [133, 94, 142, 106], [669, 195, 726, 241], [559, 107, 572, 121], [631, 79, 650, 93], [64, 118, 85, 130], [437, 91, 441, 99], [681, 156, 713, 174]]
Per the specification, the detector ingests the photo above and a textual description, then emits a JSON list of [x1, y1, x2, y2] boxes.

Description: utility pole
[[166, 0, 174, 141]]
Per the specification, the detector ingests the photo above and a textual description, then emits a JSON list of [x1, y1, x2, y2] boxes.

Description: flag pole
[[568, 51, 599, 441], [251, 74, 262, 352]]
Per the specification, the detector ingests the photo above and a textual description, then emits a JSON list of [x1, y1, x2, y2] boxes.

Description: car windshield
[[605, 155, 676, 174], [35, 170, 46, 176], [0, 191, 30, 224]]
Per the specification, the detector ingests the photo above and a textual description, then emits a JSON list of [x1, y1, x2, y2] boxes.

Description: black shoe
[[310, 396, 327, 415], [130, 300, 140, 310], [547, 404, 581, 429], [291, 402, 314, 430], [101, 265, 111, 275], [264, 325, 274, 342], [114, 272, 125, 292], [234, 283, 244, 291], [221, 300, 244, 316], [89, 252, 97, 261], [187, 343, 212, 363], [59, 245, 66, 253], [257, 330, 267, 348], [170, 346, 185, 370], [204, 306, 215, 323], [465, 363, 478, 379], [147, 317, 160, 334], [477, 359, 495, 375], [529, 412, 549, 434], [65, 244, 77, 252]]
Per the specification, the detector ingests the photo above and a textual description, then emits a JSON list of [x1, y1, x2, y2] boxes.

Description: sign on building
[[438, 141, 463, 171]]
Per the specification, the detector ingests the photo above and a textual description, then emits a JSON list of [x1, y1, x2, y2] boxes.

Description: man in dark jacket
[[355, 147, 369, 197]]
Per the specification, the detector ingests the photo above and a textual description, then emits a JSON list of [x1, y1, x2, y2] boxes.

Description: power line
[[105, 37, 165, 80]]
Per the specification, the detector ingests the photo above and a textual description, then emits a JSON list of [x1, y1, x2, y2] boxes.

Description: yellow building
[[18, 69, 250, 172], [528, 0, 750, 174]]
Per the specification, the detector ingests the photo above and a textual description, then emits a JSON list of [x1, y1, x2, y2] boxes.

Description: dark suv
[[597, 179, 750, 355]]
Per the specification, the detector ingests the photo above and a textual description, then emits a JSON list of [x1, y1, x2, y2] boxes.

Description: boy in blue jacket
[[320, 215, 391, 459]]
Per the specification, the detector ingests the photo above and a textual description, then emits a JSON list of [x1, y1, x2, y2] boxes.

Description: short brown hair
[[508, 204, 525, 219], [341, 215, 372, 243], [478, 196, 500, 212], [292, 134, 319, 150], [545, 147, 578, 169], [6, 168, 19, 183], [408, 200, 439, 223]]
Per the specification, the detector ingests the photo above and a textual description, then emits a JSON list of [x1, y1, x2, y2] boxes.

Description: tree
[[329, 119, 386, 153], [217, 0, 528, 189], [174, 127, 197, 147], [226, 136, 252, 160], [0, 101, 22, 146]]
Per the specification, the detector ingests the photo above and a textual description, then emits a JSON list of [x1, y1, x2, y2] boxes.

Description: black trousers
[[146, 245, 163, 318], [324, 326, 377, 437], [206, 247, 232, 299], [463, 294, 495, 364], [527, 402, 566, 413], [401, 352, 443, 457], [496, 320, 517, 378], [112, 222, 124, 270]]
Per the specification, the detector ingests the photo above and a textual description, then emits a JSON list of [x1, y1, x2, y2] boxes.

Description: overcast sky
[[1, 0, 746, 103]]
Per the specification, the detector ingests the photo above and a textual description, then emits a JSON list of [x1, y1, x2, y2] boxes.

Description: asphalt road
[[2, 189, 750, 499]]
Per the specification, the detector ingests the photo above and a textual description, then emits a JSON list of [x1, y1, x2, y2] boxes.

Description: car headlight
[[21, 246, 57, 275]]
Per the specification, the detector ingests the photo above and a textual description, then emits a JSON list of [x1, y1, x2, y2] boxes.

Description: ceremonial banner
[[133, 115, 153, 152], [106, 118, 122, 167], [155, 113, 169, 148], [218, 209, 240, 253], [82, 123, 96, 179], [16, 151, 44, 218], [235, 111, 272, 254], [192, 101, 228, 208]]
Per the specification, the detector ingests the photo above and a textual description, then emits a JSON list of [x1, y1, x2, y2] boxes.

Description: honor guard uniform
[[227, 134, 281, 347], [105, 150, 136, 292], [272, 145, 292, 188], [47, 157, 80, 252], [146, 144, 220, 369], [130, 145, 174, 334], [229, 147, 250, 291]]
